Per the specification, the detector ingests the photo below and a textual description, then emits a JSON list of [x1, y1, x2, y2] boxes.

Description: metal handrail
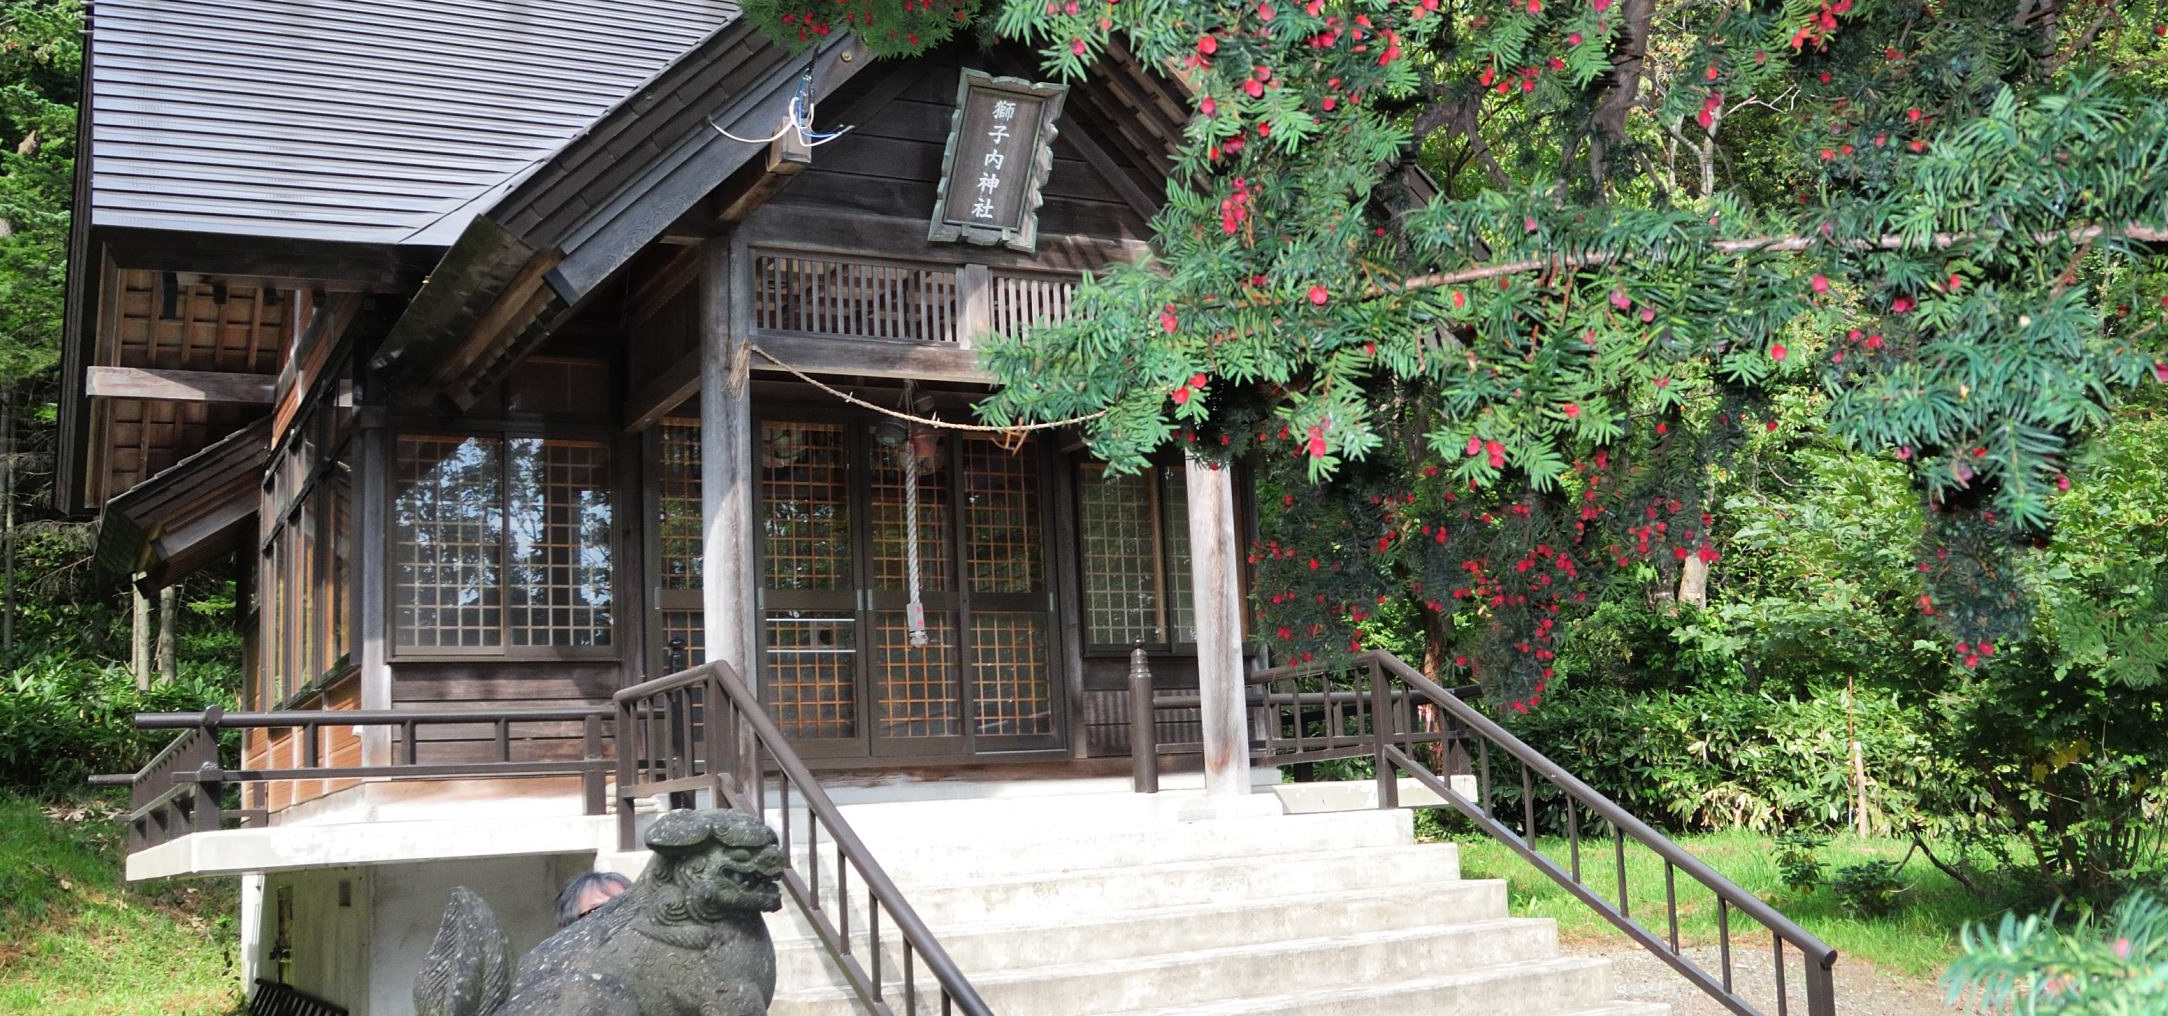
[[1245, 649, 1839, 1016], [614, 662, 993, 1016]]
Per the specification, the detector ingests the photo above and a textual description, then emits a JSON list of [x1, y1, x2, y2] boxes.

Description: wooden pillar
[[355, 408, 392, 765], [700, 237, 757, 676], [1184, 452, 1250, 796]]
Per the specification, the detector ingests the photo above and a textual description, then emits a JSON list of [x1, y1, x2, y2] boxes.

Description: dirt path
[[1567, 941, 1957, 1015]]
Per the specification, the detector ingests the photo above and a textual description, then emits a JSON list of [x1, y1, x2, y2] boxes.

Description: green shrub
[[1831, 860, 1907, 917], [1904, 399, 2168, 901], [1491, 678, 1968, 836], [1776, 830, 1829, 893], [0, 652, 236, 796]]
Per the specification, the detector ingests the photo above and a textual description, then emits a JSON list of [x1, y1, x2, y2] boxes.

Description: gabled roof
[[369, 29, 874, 406], [86, 0, 738, 246]]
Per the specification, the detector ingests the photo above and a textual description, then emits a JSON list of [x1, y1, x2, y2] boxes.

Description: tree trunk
[[132, 583, 153, 690], [1589, 0, 1657, 185], [157, 585, 179, 683], [1677, 552, 1709, 608], [1, 386, 14, 654]]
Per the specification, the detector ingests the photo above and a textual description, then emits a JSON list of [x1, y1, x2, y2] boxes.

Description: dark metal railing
[[1223, 650, 1838, 1016], [92, 706, 613, 850], [615, 662, 992, 1016], [1127, 646, 1475, 788], [87, 719, 255, 851]]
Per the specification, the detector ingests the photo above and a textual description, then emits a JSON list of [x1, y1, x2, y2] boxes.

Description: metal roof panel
[[87, 0, 739, 245]]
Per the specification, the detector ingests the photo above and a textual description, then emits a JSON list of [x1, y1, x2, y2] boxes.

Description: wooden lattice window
[[766, 609, 856, 739], [658, 418, 702, 592], [1078, 464, 1195, 653], [869, 433, 953, 592], [761, 423, 851, 591], [392, 434, 615, 654], [753, 254, 960, 343], [506, 440, 614, 648], [663, 609, 706, 667], [963, 438, 1041, 593], [873, 611, 959, 739], [971, 613, 1053, 735]]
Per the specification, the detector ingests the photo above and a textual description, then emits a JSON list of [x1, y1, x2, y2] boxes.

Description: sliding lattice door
[[653, 413, 1063, 759]]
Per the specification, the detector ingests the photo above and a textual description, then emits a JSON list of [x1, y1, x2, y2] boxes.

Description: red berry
[[1769, 343, 1788, 361], [1308, 284, 1329, 305]]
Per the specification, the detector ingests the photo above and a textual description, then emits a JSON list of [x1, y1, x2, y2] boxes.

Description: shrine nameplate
[[929, 70, 1068, 253]]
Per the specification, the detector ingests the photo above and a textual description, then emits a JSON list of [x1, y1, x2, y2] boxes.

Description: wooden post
[[1128, 644, 1158, 794], [157, 585, 179, 683], [132, 580, 153, 691], [1184, 452, 1251, 796], [700, 237, 756, 678], [355, 408, 393, 766]]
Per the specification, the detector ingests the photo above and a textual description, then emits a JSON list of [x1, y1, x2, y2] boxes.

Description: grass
[[0, 793, 240, 1016], [1440, 822, 2027, 980]]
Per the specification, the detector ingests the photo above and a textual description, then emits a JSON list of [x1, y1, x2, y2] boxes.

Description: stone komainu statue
[[415, 809, 786, 1016]]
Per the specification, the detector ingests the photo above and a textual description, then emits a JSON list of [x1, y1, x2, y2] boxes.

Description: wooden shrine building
[[65, 0, 1258, 780], [61, 1, 1281, 1007]]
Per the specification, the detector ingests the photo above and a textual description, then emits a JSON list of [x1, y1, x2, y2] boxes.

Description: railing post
[[1369, 658, 1397, 810], [1807, 965, 1838, 1016], [188, 721, 223, 836], [1128, 644, 1158, 794], [581, 713, 607, 817], [704, 667, 728, 808], [614, 697, 637, 852]]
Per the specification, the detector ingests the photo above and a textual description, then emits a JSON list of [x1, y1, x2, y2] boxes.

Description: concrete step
[[776, 807, 1416, 881], [600, 794, 1400, 881], [771, 918, 1566, 1016], [751, 791, 1284, 853], [1095, 955, 1625, 1016], [765, 841, 1461, 937], [772, 879, 1512, 987]]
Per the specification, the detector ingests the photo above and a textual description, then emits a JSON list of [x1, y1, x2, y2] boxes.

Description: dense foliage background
[[772, 0, 2168, 901], [0, 0, 243, 798]]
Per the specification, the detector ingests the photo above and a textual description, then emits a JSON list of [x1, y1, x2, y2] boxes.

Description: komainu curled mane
[[415, 808, 786, 1016]]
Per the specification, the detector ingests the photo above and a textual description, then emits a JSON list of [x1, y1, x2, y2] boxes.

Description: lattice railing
[[753, 254, 960, 343], [988, 272, 1076, 340], [749, 250, 1078, 348]]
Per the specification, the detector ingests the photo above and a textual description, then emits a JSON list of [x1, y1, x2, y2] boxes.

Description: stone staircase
[[703, 790, 1669, 1016]]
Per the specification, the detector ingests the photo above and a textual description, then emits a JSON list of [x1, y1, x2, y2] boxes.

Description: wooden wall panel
[[389, 661, 618, 767], [254, 673, 363, 813]]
